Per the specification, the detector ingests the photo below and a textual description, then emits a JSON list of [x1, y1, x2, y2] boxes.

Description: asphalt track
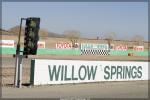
[[1, 55, 149, 99], [2, 81, 149, 98]]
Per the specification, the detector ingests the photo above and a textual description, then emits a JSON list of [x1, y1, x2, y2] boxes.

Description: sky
[[2, 2, 148, 40]]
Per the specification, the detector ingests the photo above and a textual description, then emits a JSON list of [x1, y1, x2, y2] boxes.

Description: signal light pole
[[14, 17, 40, 88], [14, 18, 26, 88]]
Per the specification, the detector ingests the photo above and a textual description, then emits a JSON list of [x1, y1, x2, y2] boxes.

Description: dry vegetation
[[1, 34, 149, 50], [1, 28, 149, 49]]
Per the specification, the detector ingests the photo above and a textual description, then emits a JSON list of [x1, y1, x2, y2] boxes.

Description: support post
[[14, 18, 26, 88], [14, 55, 19, 87], [17, 55, 23, 88]]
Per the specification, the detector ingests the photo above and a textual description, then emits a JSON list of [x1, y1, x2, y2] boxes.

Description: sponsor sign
[[0, 40, 15, 48], [133, 46, 144, 51], [111, 44, 128, 51], [37, 41, 45, 48], [30, 59, 149, 85], [80, 43, 109, 50], [56, 42, 72, 49]]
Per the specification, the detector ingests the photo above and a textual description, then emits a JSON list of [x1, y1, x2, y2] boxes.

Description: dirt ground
[[1, 54, 149, 61], [1, 67, 30, 86]]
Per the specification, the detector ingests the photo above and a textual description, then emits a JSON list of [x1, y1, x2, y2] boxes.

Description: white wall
[[31, 59, 149, 85]]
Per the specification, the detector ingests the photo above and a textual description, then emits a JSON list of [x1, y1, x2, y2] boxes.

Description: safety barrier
[[110, 50, 149, 56], [30, 59, 149, 85], [0, 47, 81, 55], [37, 48, 81, 55], [0, 47, 149, 56]]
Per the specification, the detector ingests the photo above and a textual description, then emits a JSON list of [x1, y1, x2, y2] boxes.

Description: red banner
[[56, 42, 72, 49], [133, 46, 144, 51]]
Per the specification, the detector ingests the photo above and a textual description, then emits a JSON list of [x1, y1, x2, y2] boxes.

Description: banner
[[133, 46, 144, 51], [111, 44, 128, 51], [30, 59, 149, 85], [80, 43, 109, 50], [56, 42, 72, 49], [37, 41, 45, 48], [0, 40, 15, 48]]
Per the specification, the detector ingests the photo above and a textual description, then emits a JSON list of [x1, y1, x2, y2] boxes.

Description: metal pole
[[19, 63, 22, 88], [14, 55, 19, 87], [17, 56, 22, 88], [18, 18, 24, 45], [14, 18, 26, 88], [17, 56, 20, 88]]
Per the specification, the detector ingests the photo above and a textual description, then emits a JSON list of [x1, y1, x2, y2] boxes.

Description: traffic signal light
[[23, 17, 40, 55]]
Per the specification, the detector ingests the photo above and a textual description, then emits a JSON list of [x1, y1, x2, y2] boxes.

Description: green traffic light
[[29, 31, 35, 38], [30, 20, 36, 27], [24, 17, 40, 55], [28, 41, 34, 48]]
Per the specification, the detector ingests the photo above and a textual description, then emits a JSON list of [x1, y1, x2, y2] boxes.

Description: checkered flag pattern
[[81, 49, 110, 55]]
